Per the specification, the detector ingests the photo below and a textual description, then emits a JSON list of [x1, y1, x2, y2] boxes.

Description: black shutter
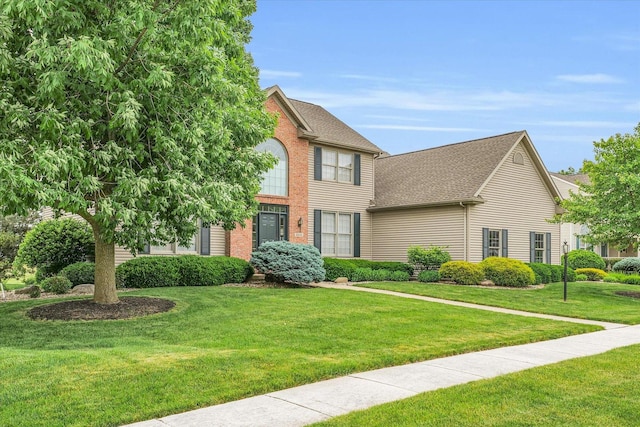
[[314, 147, 322, 181], [545, 232, 552, 264], [354, 154, 361, 186], [482, 228, 489, 259], [314, 210, 322, 251], [353, 213, 361, 257], [530, 231, 536, 263], [501, 229, 508, 257], [200, 223, 211, 255]]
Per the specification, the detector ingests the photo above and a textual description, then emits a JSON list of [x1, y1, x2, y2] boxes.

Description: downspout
[[460, 202, 468, 261]]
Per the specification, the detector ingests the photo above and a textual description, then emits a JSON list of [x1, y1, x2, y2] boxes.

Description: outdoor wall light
[[298, 217, 303, 228]]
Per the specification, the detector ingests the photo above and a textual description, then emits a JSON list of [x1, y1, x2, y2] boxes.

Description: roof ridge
[[377, 131, 525, 161]]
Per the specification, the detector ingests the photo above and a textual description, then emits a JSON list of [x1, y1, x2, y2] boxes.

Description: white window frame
[[488, 229, 501, 257], [322, 149, 353, 183], [149, 223, 199, 255], [321, 211, 353, 257], [256, 138, 288, 196], [534, 232, 545, 263]]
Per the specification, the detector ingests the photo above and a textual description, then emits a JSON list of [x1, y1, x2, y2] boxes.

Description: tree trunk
[[93, 228, 119, 304]]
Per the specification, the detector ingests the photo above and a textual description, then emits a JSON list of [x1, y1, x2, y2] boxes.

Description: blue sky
[[247, 0, 640, 172]]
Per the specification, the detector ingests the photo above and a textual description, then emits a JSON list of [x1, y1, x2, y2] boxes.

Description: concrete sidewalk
[[124, 286, 639, 427]]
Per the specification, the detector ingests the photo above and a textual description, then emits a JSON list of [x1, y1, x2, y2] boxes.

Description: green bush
[[604, 273, 626, 283], [0, 231, 22, 280], [369, 269, 392, 281], [546, 264, 576, 283], [563, 249, 606, 270], [60, 262, 95, 286], [29, 286, 41, 298], [418, 270, 440, 283], [480, 257, 535, 288], [575, 268, 607, 281], [622, 275, 640, 285], [351, 267, 374, 282], [612, 257, 640, 274], [389, 270, 410, 281], [439, 261, 484, 286], [527, 263, 553, 284], [604, 257, 623, 271], [41, 275, 72, 294], [575, 274, 588, 281], [116, 257, 181, 288], [251, 241, 325, 284], [14, 218, 94, 278], [322, 258, 412, 281], [407, 245, 451, 269]]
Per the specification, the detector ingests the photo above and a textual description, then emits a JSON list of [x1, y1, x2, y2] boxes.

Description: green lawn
[[314, 344, 640, 426], [2, 277, 28, 291], [0, 286, 597, 427], [358, 281, 640, 324]]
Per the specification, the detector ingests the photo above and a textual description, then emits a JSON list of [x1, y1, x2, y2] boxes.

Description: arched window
[[256, 138, 288, 196]]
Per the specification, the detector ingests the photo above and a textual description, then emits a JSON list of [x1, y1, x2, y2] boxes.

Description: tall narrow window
[[488, 229, 501, 257], [321, 212, 353, 256], [534, 233, 545, 263], [256, 138, 288, 196]]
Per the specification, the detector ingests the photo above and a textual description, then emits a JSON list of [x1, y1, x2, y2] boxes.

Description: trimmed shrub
[[14, 218, 94, 278], [612, 257, 640, 274], [116, 255, 252, 288], [604, 257, 623, 271], [547, 264, 576, 283], [575, 268, 607, 281], [418, 270, 440, 283], [29, 286, 41, 298], [575, 274, 588, 281], [480, 257, 536, 288], [41, 275, 72, 294], [389, 270, 411, 281], [439, 261, 484, 286], [250, 241, 325, 284], [322, 258, 412, 281], [369, 269, 392, 281], [527, 263, 552, 284], [604, 273, 626, 283], [563, 249, 606, 270], [407, 245, 451, 269], [622, 275, 640, 285], [351, 267, 374, 282], [60, 262, 95, 286]]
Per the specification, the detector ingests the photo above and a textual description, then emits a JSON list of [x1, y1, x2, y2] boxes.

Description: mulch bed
[[27, 297, 176, 321], [616, 291, 640, 300]]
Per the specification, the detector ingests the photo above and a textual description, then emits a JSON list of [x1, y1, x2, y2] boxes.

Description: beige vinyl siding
[[371, 206, 465, 262], [551, 175, 587, 254], [469, 144, 560, 264], [308, 145, 375, 259]]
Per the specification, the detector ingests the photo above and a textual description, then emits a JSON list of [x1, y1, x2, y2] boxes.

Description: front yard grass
[[314, 343, 640, 426], [0, 286, 597, 427], [359, 281, 640, 324]]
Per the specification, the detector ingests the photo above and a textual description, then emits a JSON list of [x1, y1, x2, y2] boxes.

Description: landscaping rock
[[71, 284, 95, 295], [334, 277, 349, 284], [480, 279, 495, 286], [15, 285, 40, 295]]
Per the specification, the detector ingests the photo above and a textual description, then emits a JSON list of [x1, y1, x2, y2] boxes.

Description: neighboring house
[[43, 88, 571, 266], [369, 131, 563, 264], [550, 172, 638, 258]]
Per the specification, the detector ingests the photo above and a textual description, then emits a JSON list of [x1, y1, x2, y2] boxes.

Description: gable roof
[[372, 131, 561, 211], [265, 86, 382, 154], [549, 172, 590, 186]]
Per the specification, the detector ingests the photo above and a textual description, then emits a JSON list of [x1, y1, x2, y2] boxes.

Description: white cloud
[[533, 120, 634, 128], [259, 69, 302, 79], [556, 73, 624, 84]]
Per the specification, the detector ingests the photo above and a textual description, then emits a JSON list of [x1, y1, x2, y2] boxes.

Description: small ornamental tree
[[250, 241, 325, 284], [407, 245, 451, 270], [0, 1, 276, 303], [14, 218, 94, 279]]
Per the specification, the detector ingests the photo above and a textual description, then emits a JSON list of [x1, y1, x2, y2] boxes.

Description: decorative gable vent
[[513, 152, 524, 165]]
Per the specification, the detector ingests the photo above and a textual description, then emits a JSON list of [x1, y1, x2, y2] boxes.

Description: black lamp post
[[562, 241, 569, 302]]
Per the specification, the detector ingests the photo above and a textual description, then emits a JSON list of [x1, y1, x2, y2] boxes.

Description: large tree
[[559, 123, 640, 250], [0, 1, 276, 303]]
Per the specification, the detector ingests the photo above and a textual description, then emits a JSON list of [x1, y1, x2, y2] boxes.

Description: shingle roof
[[372, 132, 527, 210], [288, 99, 382, 154], [549, 172, 590, 186]]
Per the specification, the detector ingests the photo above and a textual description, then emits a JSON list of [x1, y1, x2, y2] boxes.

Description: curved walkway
[[124, 284, 638, 427]]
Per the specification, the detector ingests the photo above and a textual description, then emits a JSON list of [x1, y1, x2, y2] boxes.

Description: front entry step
[[246, 273, 266, 284]]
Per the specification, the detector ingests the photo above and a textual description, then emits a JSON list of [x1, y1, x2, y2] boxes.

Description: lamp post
[[562, 241, 569, 302]]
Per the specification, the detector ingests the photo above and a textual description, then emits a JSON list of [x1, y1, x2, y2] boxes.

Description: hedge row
[[527, 263, 576, 285], [323, 258, 413, 281], [116, 255, 253, 288]]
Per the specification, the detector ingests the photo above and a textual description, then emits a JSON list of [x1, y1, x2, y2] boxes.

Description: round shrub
[[60, 262, 95, 286], [575, 274, 588, 281], [323, 258, 357, 281], [418, 270, 440, 283], [527, 263, 552, 284], [41, 275, 72, 294], [563, 249, 606, 271], [439, 261, 483, 286], [29, 286, 41, 298], [480, 257, 536, 287], [351, 267, 373, 282], [389, 270, 411, 282], [612, 257, 640, 274], [116, 256, 181, 288], [14, 218, 94, 277], [574, 268, 607, 281], [250, 241, 325, 284], [407, 245, 451, 269]]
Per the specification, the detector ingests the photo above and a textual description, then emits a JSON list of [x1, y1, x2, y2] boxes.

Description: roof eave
[[303, 136, 382, 154], [367, 197, 484, 212]]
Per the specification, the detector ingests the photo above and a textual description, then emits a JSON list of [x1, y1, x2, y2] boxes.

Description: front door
[[258, 213, 279, 246]]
